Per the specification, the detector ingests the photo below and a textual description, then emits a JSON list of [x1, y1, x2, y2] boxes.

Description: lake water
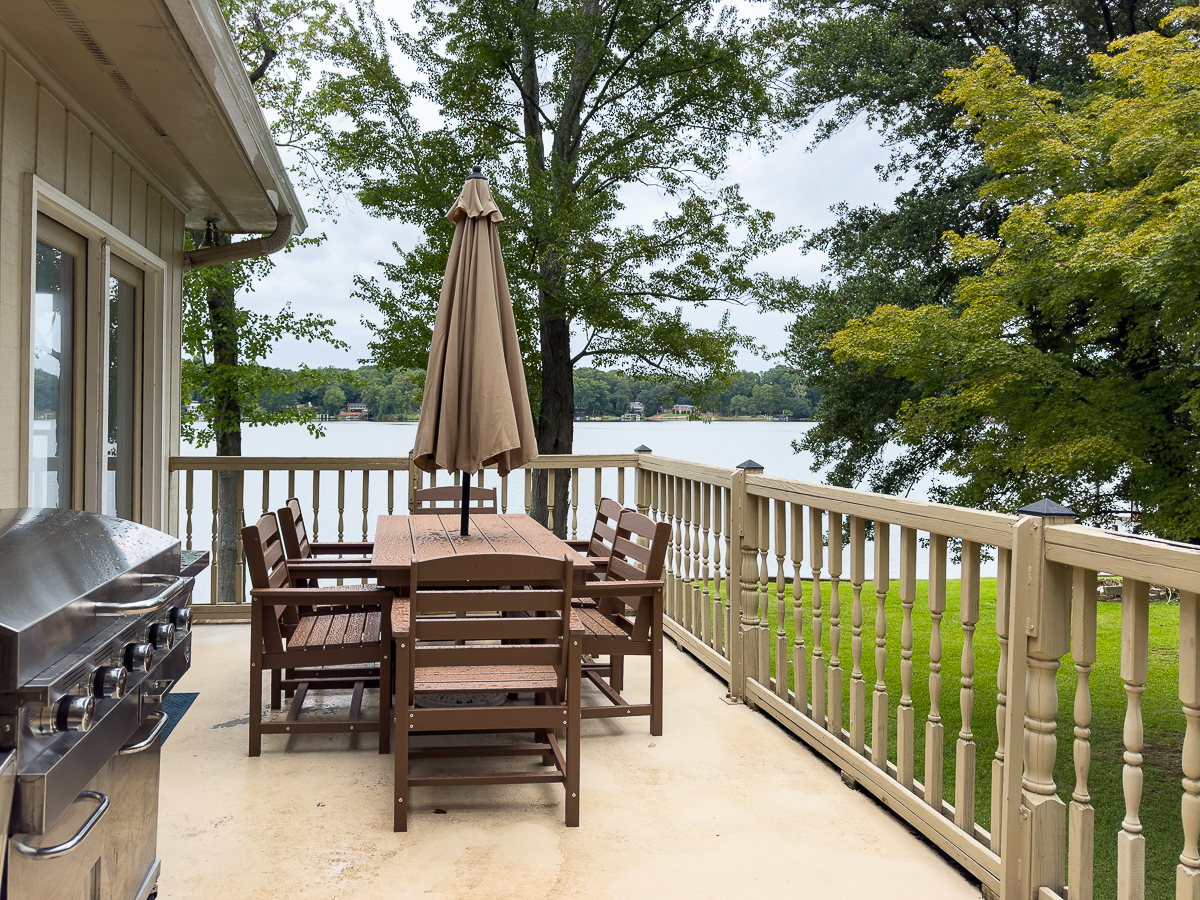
[[181, 420, 987, 602]]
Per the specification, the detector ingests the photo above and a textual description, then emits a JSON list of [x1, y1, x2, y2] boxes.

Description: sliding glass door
[[107, 257, 142, 519], [31, 216, 85, 509]]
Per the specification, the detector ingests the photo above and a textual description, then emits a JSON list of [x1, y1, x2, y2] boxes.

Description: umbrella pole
[[460, 471, 471, 536]]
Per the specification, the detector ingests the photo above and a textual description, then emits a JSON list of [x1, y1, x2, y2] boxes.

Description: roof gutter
[[183, 212, 293, 271]]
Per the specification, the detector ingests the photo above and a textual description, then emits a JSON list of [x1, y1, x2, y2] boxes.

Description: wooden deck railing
[[168, 448, 1200, 900]]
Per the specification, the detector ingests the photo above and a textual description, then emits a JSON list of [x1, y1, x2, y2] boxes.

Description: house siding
[[0, 47, 186, 530]]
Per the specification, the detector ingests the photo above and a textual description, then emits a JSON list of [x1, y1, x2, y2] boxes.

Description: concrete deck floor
[[158, 625, 979, 899]]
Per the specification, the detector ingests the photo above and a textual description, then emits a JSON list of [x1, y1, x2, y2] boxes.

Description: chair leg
[[566, 639, 581, 827], [651, 599, 664, 737], [609, 655, 625, 692], [394, 714, 409, 832], [249, 608, 263, 757], [270, 668, 282, 710], [378, 641, 392, 755], [247, 672, 261, 763]]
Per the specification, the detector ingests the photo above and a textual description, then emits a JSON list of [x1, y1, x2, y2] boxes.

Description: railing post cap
[[1017, 498, 1076, 518], [736, 459, 764, 470], [635, 445, 652, 453]]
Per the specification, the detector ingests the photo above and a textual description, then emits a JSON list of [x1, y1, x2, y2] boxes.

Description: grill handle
[[119, 711, 169, 755], [12, 791, 109, 859], [93, 574, 191, 615]]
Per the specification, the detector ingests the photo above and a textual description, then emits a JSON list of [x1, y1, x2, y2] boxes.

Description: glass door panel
[[107, 258, 141, 520], [31, 241, 76, 508]]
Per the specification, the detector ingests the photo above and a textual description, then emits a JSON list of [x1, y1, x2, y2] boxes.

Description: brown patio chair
[[242, 512, 405, 757], [564, 496, 623, 576], [277, 498, 375, 584], [411, 485, 498, 514], [572, 508, 669, 735], [394, 552, 582, 832]]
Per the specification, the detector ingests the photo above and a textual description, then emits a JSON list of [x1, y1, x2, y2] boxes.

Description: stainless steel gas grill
[[0, 508, 194, 900]]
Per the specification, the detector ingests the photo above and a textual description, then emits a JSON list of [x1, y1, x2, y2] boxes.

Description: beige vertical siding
[[0, 48, 186, 528]]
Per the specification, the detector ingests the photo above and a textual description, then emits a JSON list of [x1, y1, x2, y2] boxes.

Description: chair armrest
[[251, 587, 392, 606], [391, 598, 410, 636], [586, 557, 609, 570], [309, 542, 374, 554], [564, 539, 590, 551], [574, 579, 663, 599]]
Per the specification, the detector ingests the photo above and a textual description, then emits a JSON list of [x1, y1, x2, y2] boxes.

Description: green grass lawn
[[701, 576, 1183, 899]]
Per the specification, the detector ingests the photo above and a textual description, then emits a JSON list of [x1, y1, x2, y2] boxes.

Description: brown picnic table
[[371, 513, 595, 589]]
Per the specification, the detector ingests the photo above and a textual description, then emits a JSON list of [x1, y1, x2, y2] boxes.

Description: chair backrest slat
[[587, 497, 623, 558], [417, 616, 565, 642], [409, 553, 574, 677], [411, 486, 498, 515], [416, 645, 564, 668], [241, 513, 295, 653], [278, 498, 312, 559], [415, 589, 566, 614], [610, 510, 669, 580]]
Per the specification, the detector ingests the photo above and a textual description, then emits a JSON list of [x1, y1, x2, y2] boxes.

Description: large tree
[[771, 0, 1171, 496], [311, 0, 794, 532], [827, 8, 1200, 539], [188, 0, 343, 603]]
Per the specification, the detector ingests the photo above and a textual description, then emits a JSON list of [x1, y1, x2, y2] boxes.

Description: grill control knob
[[169, 607, 192, 633], [92, 666, 128, 700], [124, 642, 153, 672], [35, 696, 95, 735], [149, 623, 176, 651]]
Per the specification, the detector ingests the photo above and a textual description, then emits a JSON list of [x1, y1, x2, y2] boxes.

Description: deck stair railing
[[169, 448, 1200, 900]]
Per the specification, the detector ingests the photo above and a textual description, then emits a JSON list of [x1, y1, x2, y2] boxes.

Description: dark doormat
[[161, 693, 198, 745]]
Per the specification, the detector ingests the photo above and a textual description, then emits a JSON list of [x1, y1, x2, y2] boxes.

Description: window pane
[[107, 275, 136, 519], [32, 241, 74, 508]]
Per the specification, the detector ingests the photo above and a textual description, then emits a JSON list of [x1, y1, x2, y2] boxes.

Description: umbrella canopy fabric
[[412, 174, 538, 478]]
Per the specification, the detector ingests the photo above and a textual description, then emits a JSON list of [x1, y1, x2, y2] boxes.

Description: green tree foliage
[[828, 8, 1200, 539], [771, 0, 1172, 495], [181, 246, 347, 450], [308, 0, 795, 530], [322, 385, 347, 416]]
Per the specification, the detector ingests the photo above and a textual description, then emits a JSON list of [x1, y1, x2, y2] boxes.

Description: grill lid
[[0, 509, 180, 689]]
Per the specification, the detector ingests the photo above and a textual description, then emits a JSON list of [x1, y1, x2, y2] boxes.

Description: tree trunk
[[201, 235, 243, 605], [531, 309, 573, 536]]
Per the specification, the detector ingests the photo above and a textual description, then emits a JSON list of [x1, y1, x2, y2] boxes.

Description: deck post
[[999, 501, 1075, 900], [732, 461, 762, 703], [634, 446, 652, 518]]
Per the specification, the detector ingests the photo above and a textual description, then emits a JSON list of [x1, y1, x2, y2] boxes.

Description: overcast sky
[[240, 3, 902, 373]]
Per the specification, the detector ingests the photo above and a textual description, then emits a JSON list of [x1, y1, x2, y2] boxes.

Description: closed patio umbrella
[[412, 167, 538, 535]]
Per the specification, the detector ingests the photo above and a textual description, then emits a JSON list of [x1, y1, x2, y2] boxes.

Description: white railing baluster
[[701, 482, 712, 647], [850, 515, 866, 755], [807, 505, 823, 726], [1119, 578, 1150, 900], [185, 470, 194, 550], [872, 521, 891, 769], [926, 534, 947, 808], [757, 496, 771, 687], [692, 480, 702, 635], [571, 467, 579, 538], [1180, 589, 1200, 898], [898, 526, 917, 791], [1070, 566, 1097, 900], [712, 485, 724, 656], [827, 512, 843, 739], [683, 480, 694, 634], [992, 546, 1011, 853], [776, 499, 792, 702], [956, 540, 980, 832]]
